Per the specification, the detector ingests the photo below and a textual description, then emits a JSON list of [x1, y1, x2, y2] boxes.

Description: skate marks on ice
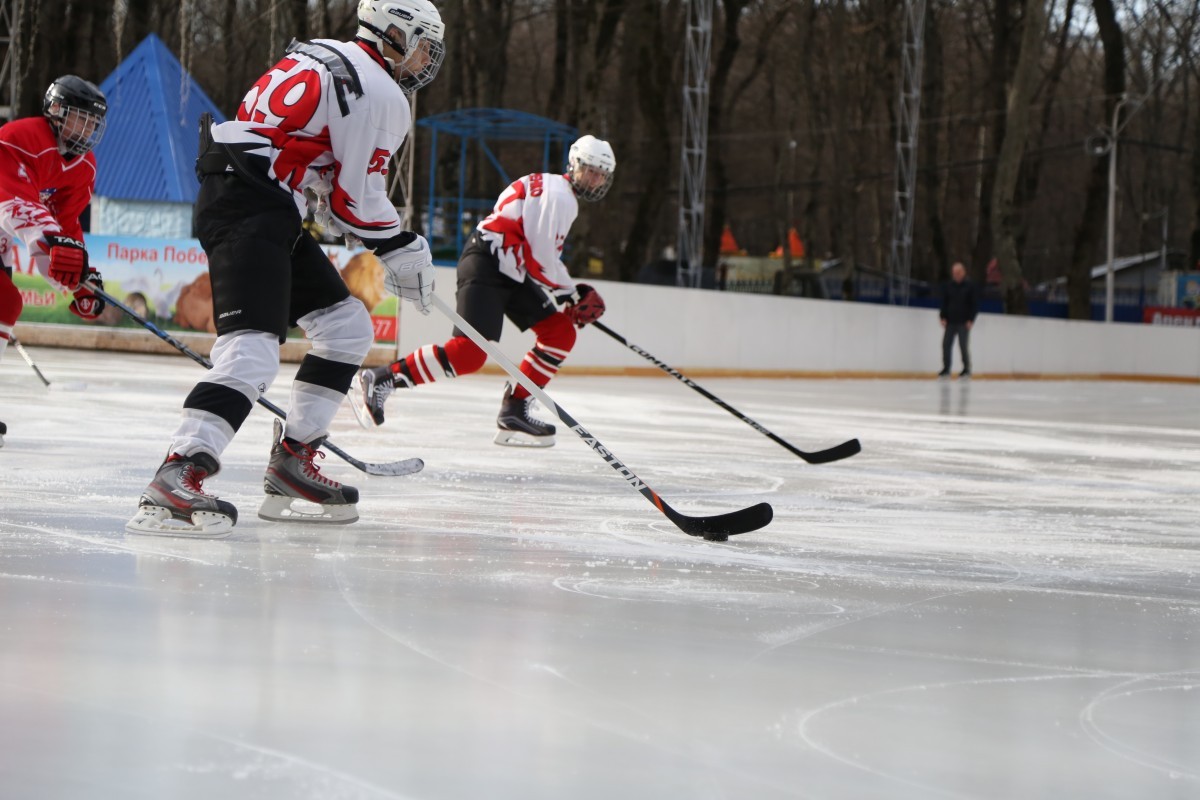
[[1079, 670, 1200, 781], [324, 525, 818, 798], [795, 662, 1200, 798], [0, 682, 414, 800]]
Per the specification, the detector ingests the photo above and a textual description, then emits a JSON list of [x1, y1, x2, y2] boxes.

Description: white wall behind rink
[[395, 268, 1200, 381]]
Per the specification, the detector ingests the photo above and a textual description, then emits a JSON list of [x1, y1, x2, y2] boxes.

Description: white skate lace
[[371, 378, 394, 407]]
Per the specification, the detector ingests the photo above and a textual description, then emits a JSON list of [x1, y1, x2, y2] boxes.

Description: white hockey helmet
[[357, 0, 446, 94], [567, 134, 616, 202]]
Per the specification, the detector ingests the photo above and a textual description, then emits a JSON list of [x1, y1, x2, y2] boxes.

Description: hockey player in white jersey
[[127, 0, 446, 537], [353, 134, 615, 447]]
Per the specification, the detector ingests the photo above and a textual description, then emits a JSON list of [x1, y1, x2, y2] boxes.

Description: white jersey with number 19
[[210, 38, 409, 248]]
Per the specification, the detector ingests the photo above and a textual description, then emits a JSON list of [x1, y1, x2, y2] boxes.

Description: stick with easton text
[[86, 280, 423, 477], [591, 321, 861, 464], [432, 294, 771, 540]]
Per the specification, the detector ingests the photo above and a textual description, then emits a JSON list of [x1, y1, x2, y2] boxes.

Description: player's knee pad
[[299, 296, 375, 365], [532, 312, 577, 353], [442, 335, 487, 375], [208, 330, 281, 401]]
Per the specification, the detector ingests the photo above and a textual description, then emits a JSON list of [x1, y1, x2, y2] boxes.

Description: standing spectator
[[0, 76, 109, 449], [939, 261, 977, 379]]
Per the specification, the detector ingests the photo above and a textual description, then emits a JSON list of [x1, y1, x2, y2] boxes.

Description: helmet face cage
[[395, 35, 445, 95], [567, 136, 616, 202], [43, 77, 108, 157], [357, 0, 446, 94]]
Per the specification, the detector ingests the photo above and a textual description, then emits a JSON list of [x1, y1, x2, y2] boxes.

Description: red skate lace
[[282, 441, 339, 487], [168, 456, 214, 497]]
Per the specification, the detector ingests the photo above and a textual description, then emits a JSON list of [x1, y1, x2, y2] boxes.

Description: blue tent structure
[[417, 108, 577, 256], [91, 34, 226, 237]]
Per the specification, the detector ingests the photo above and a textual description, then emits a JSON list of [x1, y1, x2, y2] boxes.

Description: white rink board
[[394, 270, 1200, 379]]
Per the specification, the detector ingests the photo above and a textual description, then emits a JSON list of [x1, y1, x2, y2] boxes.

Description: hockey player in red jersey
[[353, 134, 615, 447], [0, 75, 108, 449], [127, 0, 445, 536]]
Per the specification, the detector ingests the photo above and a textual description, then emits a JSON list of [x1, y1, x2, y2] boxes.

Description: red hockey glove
[[69, 269, 105, 321], [44, 234, 89, 291], [565, 283, 606, 328]]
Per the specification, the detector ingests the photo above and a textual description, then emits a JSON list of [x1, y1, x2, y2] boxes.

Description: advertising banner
[[6, 233, 397, 342], [1143, 306, 1200, 326]]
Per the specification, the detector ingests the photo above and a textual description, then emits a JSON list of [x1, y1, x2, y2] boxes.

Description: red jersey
[[0, 117, 95, 258]]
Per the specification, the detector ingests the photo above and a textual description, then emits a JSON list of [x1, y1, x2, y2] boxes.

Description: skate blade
[[124, 506, 235, 538], [493, 429, 556, 448], [347, 380, 378, 430], [258, 495, 359, 524]]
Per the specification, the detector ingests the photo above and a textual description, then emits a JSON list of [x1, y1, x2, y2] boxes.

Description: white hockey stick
[[11, 335, 87, 391]]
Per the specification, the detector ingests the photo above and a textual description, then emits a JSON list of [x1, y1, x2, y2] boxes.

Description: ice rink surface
[[2, 347, 1198, 799]]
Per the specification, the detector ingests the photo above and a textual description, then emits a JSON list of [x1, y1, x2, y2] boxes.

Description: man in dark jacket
[[939, 261, 977, 378]]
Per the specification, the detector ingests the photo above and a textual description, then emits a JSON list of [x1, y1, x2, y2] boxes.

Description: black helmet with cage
[[43, 75, 108, 157]]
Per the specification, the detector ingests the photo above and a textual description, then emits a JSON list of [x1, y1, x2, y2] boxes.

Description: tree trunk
[[1065, 0, 1124, 319], [991, 0, 1046, 315], [616, 1, 678, 282], [702, 0, 752, 274], [969, 0, 1015, 281], [920, 3, 949, 282]]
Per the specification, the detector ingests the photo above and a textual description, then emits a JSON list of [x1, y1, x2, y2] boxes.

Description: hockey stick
[[86, 281, 423, 477], [591, 321, 860, 464], [432, 294, 772, 540], [9, 335, 88, 391], [11, 335, 52, 388]]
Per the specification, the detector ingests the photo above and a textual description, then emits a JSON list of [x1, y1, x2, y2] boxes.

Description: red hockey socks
[[513, 312, 576, 400]]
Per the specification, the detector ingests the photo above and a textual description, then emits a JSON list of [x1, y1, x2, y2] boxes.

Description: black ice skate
[[126, 452, 238, 537], [351, 366, 394, 428], [259, 419, 359, 523], [0, 419, 6, 448], [494, 383, 556, 447]]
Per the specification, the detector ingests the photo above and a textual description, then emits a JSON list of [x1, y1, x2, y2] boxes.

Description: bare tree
[[1065, 0, 1125, 318], [991, 0, 1047, 314]]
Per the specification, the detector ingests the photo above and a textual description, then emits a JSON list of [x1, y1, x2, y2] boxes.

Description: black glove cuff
[[45, 233, 86, 251]]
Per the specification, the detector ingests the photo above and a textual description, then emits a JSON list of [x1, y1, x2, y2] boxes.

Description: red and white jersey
[[0, 116, 95, 267], [477, 172, 578, 291], [212, 39, 410, 248]]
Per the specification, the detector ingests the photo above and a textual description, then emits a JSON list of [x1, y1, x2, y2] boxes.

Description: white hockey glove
[[380, 235, 435, 315], [312, 192, 333, 231]]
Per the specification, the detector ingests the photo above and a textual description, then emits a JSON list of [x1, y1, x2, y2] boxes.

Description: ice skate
[[126, 452, 238, 538], [259, 419, 359, 523], [0, 420, 6, 448], [351, 366, 394, 428], [494, 383, 556, 447]]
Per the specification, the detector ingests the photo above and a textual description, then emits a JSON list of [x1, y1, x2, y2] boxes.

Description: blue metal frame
[[417, 108, 577, 256]]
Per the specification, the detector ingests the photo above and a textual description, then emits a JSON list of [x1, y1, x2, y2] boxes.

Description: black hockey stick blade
[[591, 321, 861, 465], [89, 281, 422, 477], [796, 437, 862, 464], [433, 295, 773, 539], [660, 496, 774, 541], [324, 439, 424, 477]]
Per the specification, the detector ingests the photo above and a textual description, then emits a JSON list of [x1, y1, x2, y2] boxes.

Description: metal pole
[[1104, 127, 1116, 322], [1104, 95, 1129, 323], [1161, 211, 1168, 276]]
